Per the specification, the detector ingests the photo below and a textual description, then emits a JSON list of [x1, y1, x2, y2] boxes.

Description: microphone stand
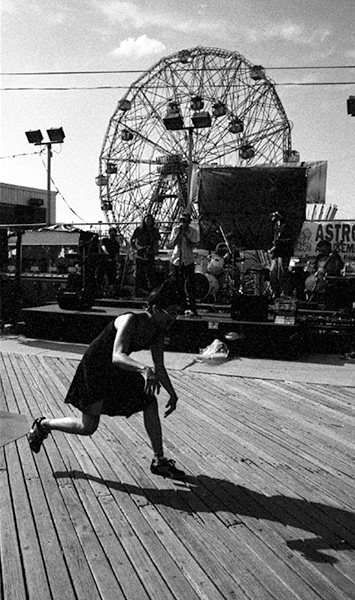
[[219, 225, 243, 297], [219, 225, 231, 254]]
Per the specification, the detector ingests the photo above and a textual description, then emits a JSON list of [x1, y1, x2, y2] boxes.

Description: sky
[[1, 0, 355, 225]]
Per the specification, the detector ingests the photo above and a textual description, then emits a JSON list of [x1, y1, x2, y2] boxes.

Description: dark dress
[[65, 312, 161, 417]]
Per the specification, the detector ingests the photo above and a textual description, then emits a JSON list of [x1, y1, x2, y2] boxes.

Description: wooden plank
[[3, 353, 103, 600], [21, 355, 204, 600], [176, 373, 355, 491], [49, 420, 210, 600], [4, 353, 111, 600], [5, 442, 53, 599], [101, 415, 339, 600], [2, 350, 355, 600], [137, 382, 355, 598], [0, 448, 27, 600]]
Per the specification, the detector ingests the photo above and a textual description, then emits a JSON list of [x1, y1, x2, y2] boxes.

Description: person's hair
[[147, 277, 181, 311], [316, 240, 331, 252], [179, 212, 192, 224], [270, 211, 284, 222], [108, 227, 117, 235]]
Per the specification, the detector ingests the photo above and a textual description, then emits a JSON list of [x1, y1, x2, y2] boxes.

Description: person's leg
[[170, 264, 187, 310], [143, 398, 163, 458], [29, 411, 100, 453], [143, 398, 185, 478], [135, 260, 146, 296], [279, 256, 291, 296], [185, 263, 197, 313], [270, 258, 280, 298], [44, 412, 100, 436]]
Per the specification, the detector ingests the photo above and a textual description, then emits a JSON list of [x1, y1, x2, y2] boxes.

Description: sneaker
[[28, 417, 48, 453], [150, 457, 185, 479]]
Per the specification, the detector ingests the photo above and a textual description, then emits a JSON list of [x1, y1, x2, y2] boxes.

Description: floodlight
[[47, 127, 65, 143], [347, 96, 355, 116], [25, 130, 44, 144]]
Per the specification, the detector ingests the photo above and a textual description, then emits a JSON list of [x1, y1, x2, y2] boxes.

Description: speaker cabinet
[[57, 289, 94, 311], [231, 295, 269, 322], [325, 277, 355, 311]]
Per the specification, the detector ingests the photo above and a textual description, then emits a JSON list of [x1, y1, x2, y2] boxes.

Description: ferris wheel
[[98, 45, 292, 241]]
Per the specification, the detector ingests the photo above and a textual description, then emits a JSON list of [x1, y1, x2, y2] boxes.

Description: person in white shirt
[[169, 212, 199, 316]]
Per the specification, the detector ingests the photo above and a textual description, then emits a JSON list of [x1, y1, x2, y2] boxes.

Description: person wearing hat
[[28, 279, 185, 479], [169, 211, 200, 316], [269, 211, 294, 298]]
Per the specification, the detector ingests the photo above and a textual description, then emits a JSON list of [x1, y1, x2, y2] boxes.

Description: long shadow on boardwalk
[[54, 470, 355, 565]]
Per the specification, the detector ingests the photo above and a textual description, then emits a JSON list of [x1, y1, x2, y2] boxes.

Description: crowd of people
[[96, 211, 201, 317], [92, 210, 345, 310]]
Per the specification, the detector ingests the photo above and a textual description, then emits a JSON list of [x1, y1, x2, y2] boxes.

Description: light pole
[[25, 127, 65, 225]]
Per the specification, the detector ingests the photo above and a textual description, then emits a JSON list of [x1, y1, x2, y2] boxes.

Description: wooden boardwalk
[[1, 349, 355, 600]]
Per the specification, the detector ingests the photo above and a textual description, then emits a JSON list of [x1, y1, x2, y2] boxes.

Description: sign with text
[[294, 220, 355, 262]]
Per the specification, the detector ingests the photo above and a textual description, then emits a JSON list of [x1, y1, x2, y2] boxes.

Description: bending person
[[28, 279, 184, 478]]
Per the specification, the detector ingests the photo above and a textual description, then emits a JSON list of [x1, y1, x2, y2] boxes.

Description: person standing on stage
[[269, 211, 294, 298], [169, 211, 199, 317], [98, 226, 122, 292], [131, 214, 160, 298], [304, 240, 344, 299], [28, 279, 185, 479]]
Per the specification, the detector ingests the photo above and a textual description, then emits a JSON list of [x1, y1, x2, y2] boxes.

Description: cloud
[[99, 0, 147, 27], [112, 34, 166, 57], [245, 21, 331, 45], [98, 0, 221, 34]]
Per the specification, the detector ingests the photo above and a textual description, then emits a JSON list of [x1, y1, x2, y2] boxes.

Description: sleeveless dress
[[64, 312, 161, 417]]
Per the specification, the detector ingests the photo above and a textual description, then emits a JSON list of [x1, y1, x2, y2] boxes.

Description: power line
[[0, 150, 42, 159], [1, 65, 355, 76], [38, 152, 86, 222], [2, 82, 355, 91]]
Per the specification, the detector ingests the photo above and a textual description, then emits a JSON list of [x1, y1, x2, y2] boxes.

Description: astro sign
[[294, 220, 355, 262]]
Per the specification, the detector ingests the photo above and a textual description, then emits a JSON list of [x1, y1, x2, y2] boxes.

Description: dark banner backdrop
[[197, 166, 308, 250]]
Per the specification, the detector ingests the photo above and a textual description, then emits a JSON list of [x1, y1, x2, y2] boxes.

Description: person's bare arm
[[151, 338, 178, 417], [112, 314, 159, 395]]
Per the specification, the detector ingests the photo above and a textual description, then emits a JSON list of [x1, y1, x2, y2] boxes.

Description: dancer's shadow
[[54, 470, 355, 564]]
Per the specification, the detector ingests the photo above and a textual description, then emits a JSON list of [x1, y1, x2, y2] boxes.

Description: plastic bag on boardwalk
[[196, 339, 229, 363]]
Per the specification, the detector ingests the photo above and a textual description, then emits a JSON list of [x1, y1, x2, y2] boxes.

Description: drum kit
[[194, 247, 269, 302], [193, 249, 239, 301]]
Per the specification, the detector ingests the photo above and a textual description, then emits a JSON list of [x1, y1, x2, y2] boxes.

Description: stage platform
[[21, 301, 309, 359]]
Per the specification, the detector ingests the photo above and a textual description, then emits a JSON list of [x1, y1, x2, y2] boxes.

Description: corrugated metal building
[[0, 182, 57, 226]]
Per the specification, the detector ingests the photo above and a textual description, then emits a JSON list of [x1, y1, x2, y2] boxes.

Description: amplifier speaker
[[57, 289, 94, 311], [325, 278, 355, 311], [231, 295, 269, 322]]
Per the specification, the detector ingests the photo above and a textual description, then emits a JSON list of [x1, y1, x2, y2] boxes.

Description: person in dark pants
[[169, 212, 199, 316], [28, 279, 185, 478], [97, 227, 121, 294], [269, 212, 294, 298], [131, 214, 160, 297]]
